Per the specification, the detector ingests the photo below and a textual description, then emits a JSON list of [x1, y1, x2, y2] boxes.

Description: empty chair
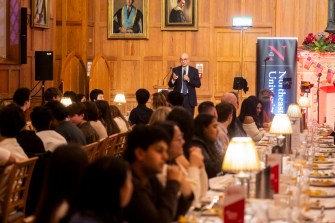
[[1, 157, 38, 223]]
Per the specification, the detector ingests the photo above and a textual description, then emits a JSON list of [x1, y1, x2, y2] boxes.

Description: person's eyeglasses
[[180, 58, 188, 61]]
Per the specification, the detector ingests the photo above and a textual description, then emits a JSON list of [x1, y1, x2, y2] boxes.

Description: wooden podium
[[153, 85, 171, 92]]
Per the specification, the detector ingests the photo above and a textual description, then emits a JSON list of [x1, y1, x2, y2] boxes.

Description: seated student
[[70, 157, 133, 223], [154, 121, 207, 206], [148, 106, 172, 125], [198, 101, 218, 119], [63, 91, 79, 104], [89, 89, 104, 101], [44, 101, 86, 146], [30, 106, 67, 152], [84, 102, 108, 140], [238, 98, 265, 142], [152, 92, 169, 110], [95, 100, 119, 136], [191, 114, 223, 178], [0, 104, 28, 207], [13, 87, 31, 112], [129, 88, 153, 125], [67, 102, 99, 144], [44, 87, 63, 103], [110, 104, 131, 133], [215, 102, 234, 154], [167, 91, 184, 107], [34, 145, 89, 223], [123, 125, 192, 223]]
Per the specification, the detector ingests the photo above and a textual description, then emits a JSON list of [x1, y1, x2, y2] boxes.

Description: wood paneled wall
[[0, 0, 329, 112]]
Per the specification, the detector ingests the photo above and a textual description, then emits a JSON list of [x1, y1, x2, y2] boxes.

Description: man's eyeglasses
[[180, 58, 188, 61]]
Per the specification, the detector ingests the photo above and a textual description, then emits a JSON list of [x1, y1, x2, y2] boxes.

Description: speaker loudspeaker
[[35, 51, 53, 81], [20, 8, 27, 64]]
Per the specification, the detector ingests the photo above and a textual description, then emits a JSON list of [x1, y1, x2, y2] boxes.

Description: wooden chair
[[1, 157, 38, 223], [99, 134, 118, 157], [82, 141, 100, 162], [113, 131, 129, 158]]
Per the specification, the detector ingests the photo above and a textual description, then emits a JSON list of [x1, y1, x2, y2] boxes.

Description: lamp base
[[235, 172, 251, 198]]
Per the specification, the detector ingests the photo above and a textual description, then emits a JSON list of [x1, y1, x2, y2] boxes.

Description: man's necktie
[[182, 68, 188, 95]]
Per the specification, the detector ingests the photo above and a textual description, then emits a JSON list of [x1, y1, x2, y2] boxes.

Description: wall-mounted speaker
[[35, 51, 53, 81], [20, 8, 27, 64]]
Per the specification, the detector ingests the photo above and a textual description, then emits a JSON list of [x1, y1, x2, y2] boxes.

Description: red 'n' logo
[[268, 45, 286, 61]]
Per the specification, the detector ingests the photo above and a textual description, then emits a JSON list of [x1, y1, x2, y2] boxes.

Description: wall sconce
[[60, 97, 72, 107], [114, 93, 126, 105], [298, 96, 310, 129], [222, 137, 260, 197], [232, 17, 253, 30]]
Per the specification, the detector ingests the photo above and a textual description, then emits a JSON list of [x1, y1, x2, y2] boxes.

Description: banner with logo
[[256, 38, 297, 114]]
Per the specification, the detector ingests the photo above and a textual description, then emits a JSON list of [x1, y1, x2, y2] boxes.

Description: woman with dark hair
[[84, 101, 108, 140], [167, 107, 194, 158], [70, 157, 133, 223], [34, 144, 89, 223], [238, 98, 264, 142], [248, 95, 264, 129], [153, 121, 207, 205], [191, 114, 222, 178], [95, 100, 119, 135], [110, 104, 131, 133]]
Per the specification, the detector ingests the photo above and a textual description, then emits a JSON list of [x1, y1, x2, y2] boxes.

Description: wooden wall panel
[[216, 61, 241, 93], [114, 61, 141, 93], [214, 0, 241, 27], [89, 54, 110, 101], [188, 28, 211, 57], [143, 61, 163, 90], [245, 0, 274, 27], [0, 70, 9, 93], [143, 28, 163, 56], [67, 0, 83, 20], [165, 32, 187, 57], [215, 29, 241, 59], [198, 0, 210, 25], [243, 28, 272, 60]]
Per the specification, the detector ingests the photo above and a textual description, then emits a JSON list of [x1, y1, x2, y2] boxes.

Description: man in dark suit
[[168, 53, 201, 116]]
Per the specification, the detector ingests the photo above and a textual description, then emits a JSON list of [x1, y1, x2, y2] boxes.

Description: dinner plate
[[310, 179, 335, 187], [209, 174, 235, 192]]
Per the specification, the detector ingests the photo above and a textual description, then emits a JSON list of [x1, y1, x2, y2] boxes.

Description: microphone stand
[[263, 59, 268, 89], [163, 67, 172, 86]]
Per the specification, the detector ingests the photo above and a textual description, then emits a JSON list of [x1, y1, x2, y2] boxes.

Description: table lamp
[[114, 93, 126, 105], [287, 104, 302, 119], [298, 96, 310, 129], [222, 137, 260, 197], [269, 114, 293, 154], [60, 97, 72, 106], [286, 104, 302, 152]]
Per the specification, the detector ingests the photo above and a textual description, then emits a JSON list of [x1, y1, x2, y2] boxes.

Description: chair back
[[114, 131, 129, 158], [99, 134, 118, 157], [82, 141, 99, 162], [1, 157, 38, 223]]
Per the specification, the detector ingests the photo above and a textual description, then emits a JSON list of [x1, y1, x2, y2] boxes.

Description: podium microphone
[[264, 57, 270, 62], [163, 67, 173, 85]]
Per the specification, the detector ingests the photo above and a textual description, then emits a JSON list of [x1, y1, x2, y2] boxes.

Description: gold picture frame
[[161, 0, 198, 31], [108, 0, 149, 39], [31, 0, 49, 28]]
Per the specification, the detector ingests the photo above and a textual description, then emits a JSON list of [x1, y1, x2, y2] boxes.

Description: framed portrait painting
[[31, 0, 49, 28], [161, 0, 198, 31], [108, 0, 149, 39]]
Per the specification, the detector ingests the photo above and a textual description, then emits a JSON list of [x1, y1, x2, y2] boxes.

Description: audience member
[[84, 101, 108, 140], [238, 98, 264, 142], [13, 87, 31, 112], [248, 95, 265, 129], [68, 102, 100, 144], [129, 88, 153, 125], [89, 89, 104, 101], [198, 101, 218, 119], [63, 91, 79, 103], [215, 102, 234, 153], [0, 104, 28, 207], [44, 87, 62, 103], [34, 145, 89, 223], [191, 114, 222, 178], [167, 107, 194, 158], [148, 106, 172, 125], [167, 91, 184, 106], [95, 100, 119, 135], [30, 106, 67, 152], [110, 104, 131, 133], [123, 125, 190, 223], [154, 121, 207, 206], [258, 88, 275, 124], [45, 101, 86, 146], [221, 92, 246, 137], [152, 92, 169, 110], [70, 157, 133, 223], [77, 93, 87, 102]]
